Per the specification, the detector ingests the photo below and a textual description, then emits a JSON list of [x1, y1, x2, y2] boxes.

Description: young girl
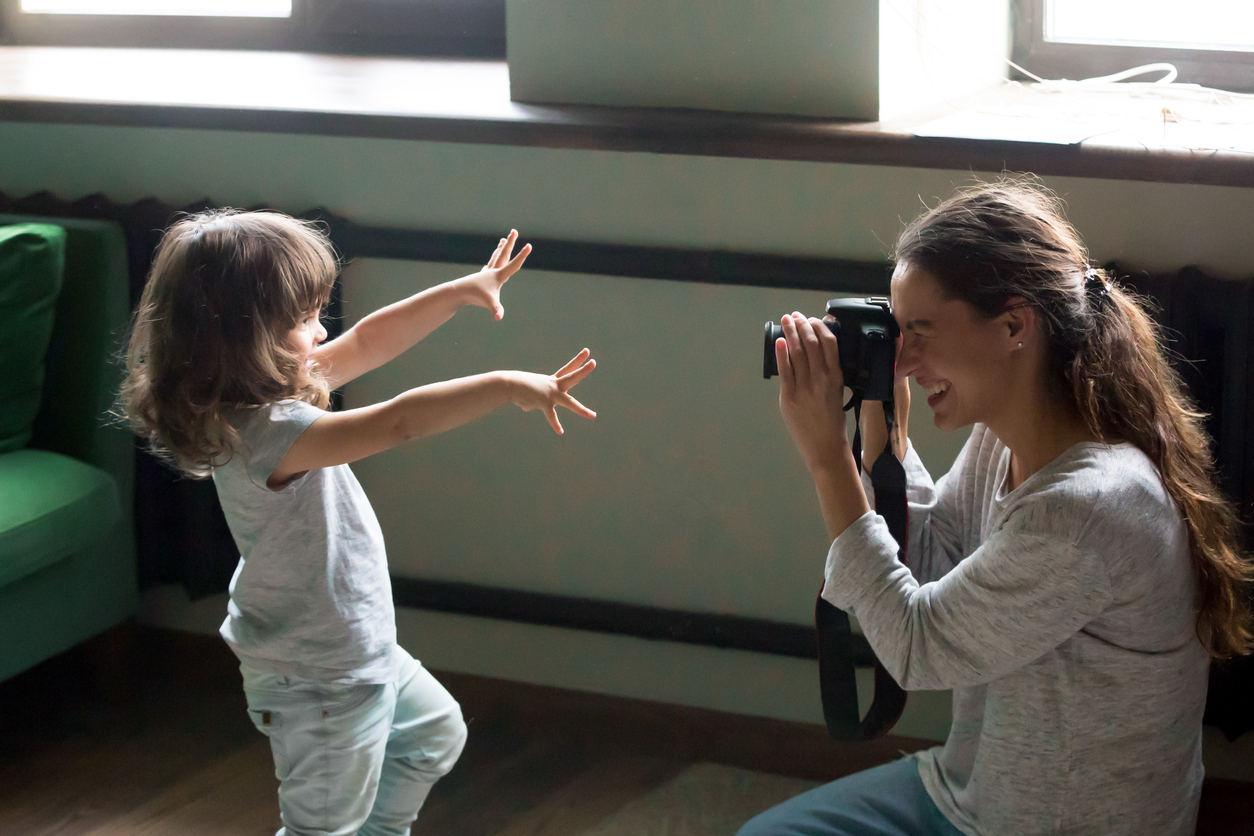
[[120, 210, 596, 836], [744, 181, 1252, 836]]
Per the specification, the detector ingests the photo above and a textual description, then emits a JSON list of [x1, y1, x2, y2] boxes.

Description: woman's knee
[[736, 809, 786, 836], [736, 800, 829, 836]]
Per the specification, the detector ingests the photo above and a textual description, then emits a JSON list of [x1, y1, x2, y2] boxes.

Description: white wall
[[4, 119, 1250, 772]]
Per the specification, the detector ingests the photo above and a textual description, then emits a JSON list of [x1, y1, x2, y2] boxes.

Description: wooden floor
[[0, 624, 1250, 836]]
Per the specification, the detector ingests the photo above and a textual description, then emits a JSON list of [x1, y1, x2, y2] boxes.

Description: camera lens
[[764, 318, 842, 378], [763, 321, 783, 378]]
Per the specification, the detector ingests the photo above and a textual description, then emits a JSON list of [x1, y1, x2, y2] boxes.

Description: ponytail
[[1071, 271, 1253, 658]]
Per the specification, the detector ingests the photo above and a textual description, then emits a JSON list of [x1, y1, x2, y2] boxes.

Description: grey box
[[506, 0, 879, 120]]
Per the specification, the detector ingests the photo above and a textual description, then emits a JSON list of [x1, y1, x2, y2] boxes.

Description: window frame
[[0, 0, 506, 58], [1011, 0, 1254, 93]]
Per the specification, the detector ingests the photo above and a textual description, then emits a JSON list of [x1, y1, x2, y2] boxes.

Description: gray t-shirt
[[828, 425, 1207, 836], [213, 400, 398, 684]]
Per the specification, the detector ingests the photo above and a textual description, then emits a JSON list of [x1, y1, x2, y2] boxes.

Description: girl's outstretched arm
[[314, 230, 532, 389], [265, 349, 596, 489]]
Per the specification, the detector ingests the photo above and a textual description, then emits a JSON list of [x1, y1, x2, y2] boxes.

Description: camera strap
[[814, 395, 909, 741]]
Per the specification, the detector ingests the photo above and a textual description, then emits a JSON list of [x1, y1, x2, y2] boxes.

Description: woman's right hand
[[861, 331, 910, 469], [505, 349, 597, 434]]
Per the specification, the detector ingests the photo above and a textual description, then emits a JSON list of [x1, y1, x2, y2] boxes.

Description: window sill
[[0, 46, 1251, 189]]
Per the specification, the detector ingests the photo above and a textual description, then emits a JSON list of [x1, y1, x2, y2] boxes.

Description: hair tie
[[1084, 266, 1112, 307]]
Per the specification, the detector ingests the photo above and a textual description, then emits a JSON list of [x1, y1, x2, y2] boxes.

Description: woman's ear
[[1002, 296, 1035, 347]]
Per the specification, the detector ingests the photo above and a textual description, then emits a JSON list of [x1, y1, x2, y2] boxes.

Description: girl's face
[[286, 311, 327, 369], [890, 263, 1016, 432]]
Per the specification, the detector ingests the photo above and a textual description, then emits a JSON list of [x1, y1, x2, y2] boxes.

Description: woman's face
[[890, 263, 1016, 432]]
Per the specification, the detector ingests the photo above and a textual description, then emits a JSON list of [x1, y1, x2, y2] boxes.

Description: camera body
[[763, 297, 899, 402]]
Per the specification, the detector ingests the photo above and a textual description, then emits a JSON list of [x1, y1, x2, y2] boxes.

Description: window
[[1013, 0, 1254, 92], [0, 0, 505, 57], [20, 1, 292, 16]]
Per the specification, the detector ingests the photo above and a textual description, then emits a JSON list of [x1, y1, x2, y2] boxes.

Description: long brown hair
[[119, 209, 337, 478], [894, 179, 1252, 658]]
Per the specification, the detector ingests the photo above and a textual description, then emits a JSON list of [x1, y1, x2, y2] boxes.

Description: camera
[[763, 297, 899, 402]]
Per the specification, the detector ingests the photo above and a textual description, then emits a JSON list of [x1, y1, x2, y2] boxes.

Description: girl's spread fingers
[[558, 358, 596, 389], [487, 237, 506, 269], [556, 349, 591, 377], [547, 407, 564, 434], [563, 394, 597, 419], [504, 243, 532, 276]]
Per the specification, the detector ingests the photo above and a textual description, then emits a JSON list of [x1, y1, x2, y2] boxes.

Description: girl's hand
[[459, 229, 533, 320], [776, 312, 851, 474], [507, 349, 597, 434]]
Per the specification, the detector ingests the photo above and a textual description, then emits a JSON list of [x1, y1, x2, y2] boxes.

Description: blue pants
[[242, 647, 467, 836], [737, 755, 965, 836]]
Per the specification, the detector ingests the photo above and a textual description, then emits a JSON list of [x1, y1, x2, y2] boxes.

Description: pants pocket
[[246, 707, 292, 781], [318, 682, 384, 719]]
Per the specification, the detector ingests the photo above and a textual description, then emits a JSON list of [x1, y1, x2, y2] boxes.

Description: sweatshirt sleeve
[[821, 494, 1113, 691], [869, 436, 974, 585]]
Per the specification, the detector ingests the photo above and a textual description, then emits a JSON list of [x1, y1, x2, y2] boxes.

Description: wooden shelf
[[0, 46, 1251, 188]]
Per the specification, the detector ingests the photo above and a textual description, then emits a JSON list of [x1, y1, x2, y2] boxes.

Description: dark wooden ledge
[[1, 47, 1252, 188]]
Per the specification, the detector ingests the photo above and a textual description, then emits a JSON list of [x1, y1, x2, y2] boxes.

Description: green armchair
[[0, 214, 138, 682]]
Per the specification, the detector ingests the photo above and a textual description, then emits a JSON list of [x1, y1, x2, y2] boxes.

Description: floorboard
[[0, 623, 1249, 836]]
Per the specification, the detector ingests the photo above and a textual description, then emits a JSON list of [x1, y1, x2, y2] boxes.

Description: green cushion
[[0, 449, 119, 587], [0, 224, 66, 454]]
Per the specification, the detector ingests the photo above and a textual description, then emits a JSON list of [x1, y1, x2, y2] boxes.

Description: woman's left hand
[[776, 312, 851, 474]]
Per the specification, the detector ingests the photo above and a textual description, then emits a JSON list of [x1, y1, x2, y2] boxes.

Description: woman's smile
[[925, 380, 952, 409]]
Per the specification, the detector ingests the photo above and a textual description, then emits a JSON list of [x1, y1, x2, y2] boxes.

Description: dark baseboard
[[323, 215, 893, 294], [391, 576, 876, 666]]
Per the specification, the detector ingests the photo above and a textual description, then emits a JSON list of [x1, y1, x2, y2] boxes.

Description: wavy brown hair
[[894, 179, 1252, 659], [119, 209, 337, 477]]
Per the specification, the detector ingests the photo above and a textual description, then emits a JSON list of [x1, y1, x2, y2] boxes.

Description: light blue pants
[[242, 647, 467, 836], [737, 755, 966, 836]]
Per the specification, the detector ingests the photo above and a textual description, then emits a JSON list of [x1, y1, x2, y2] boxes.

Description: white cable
[[887, 0, 1254, 103], [877, 0, 1254, 151], [1077, 63, 1177, 85], [1030, 63, 1254, 103]]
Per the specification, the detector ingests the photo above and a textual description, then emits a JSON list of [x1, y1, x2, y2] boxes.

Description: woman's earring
[[1016, 342, 1023, 349]]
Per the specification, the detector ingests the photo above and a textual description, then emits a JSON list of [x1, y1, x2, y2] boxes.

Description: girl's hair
[[893, 178, 1253, 659], [119, 209, 338, 478]]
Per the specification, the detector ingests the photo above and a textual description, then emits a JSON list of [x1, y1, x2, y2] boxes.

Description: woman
[[741, 181, 1252, 836]]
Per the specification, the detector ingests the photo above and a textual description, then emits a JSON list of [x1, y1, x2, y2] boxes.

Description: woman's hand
[[506, 349, 597, 434], [776, 312, 851, 474], [458, 229, 533, 321], [776, 312, 871, 540]]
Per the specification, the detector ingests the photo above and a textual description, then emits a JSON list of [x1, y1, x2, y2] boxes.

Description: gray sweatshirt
[[825, 425, 1208, 836]]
